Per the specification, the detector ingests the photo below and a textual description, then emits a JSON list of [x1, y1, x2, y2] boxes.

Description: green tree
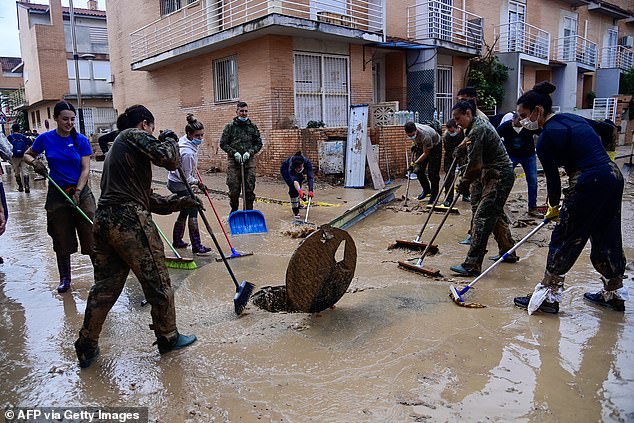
[[466, 43, 509, 111]]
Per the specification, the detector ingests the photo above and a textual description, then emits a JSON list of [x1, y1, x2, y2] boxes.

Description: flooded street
[[1, 163, 633, 422]]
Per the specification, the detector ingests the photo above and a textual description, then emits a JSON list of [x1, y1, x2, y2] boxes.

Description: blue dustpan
[[229, 210, 268, 235]]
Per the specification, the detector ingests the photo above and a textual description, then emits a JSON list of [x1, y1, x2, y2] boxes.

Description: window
[[31, 111, 35, 127], [435, 66, 453, 124], [160, 0, 197, 16], [508, 1, 526, 52], [36, 110, 41, 127], [47, 107, 51, 119], [294, 52, 349, 128], [93, 61, 110, 80], [213, 56, 239, 103]]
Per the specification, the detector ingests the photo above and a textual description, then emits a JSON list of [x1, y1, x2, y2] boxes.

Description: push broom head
[[234, 280, 255, 315], [165, 257, 198, 270], [449, 284, 464, 304]]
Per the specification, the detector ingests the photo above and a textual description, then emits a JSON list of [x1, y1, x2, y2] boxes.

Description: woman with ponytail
[[74, 104, 198, 368], [166, 114, 211, 256], [513, 81, 627, 314], [23, 100, 96, 294]]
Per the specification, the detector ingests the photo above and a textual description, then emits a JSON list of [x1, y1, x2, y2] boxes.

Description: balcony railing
[[130, 0, 384, 63], [551, 35, 597, 68], [406, 1, 482, 51], [493, 22, 550, 62], [599, 45, 634, 72]]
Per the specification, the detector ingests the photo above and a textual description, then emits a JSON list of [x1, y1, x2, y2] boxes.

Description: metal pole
[[69, 0, 85, 135]]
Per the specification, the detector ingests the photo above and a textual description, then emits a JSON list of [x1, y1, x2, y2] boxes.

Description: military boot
[[23, 176, 30, 193], [74, 335, 100, 368], [15, 175, 23, 192]]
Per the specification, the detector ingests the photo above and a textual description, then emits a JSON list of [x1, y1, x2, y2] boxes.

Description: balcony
[[130, 0, 384, 68], [599, 45, 634, 72], [493, 22, 550, 65], [406, 1, 483, 56], [551, 35, 597, 71]]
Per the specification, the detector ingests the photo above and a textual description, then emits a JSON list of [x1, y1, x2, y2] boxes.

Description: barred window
[[213, 56, 239, 103], [160, 0, 197, 16]]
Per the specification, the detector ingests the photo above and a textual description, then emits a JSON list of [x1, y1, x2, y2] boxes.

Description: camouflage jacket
[[99, 128, 180, 211], [219, 117, 262, 158], [462, 116, 512, 185]]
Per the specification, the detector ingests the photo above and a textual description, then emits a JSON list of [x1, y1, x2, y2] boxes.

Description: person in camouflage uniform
[[450, 100, 517, 276], [74, 105, 199, 369], [440, 119, 465, 206], [404, 121, 442, 203], [220, 102, 263, 212]]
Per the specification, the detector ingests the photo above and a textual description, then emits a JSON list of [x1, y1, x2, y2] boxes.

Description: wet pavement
[[0, 154, 633, 422]]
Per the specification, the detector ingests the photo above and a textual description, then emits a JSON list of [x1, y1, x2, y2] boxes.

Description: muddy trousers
[[80, 204, 178, 344], [463, 170, 516, 273], [11, 157, 27, 190], [227, 161, 256, 212], [544, 163, 625, 290], [413, 143, 442, 201]]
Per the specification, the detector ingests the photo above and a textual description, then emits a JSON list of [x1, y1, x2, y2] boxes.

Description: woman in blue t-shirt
[[23, 101, 96, 294]]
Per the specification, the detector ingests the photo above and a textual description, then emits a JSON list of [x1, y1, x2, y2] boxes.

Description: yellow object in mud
[[256, 197, 340, 207], [608, 150, 616, 161]]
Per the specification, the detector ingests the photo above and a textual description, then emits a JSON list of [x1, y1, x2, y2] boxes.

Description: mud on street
[[1, 159, 633, 423]]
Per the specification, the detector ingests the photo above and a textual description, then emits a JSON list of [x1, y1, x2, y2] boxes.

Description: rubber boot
[[56, 253, 72, 293], [154, 332, 197, 355], [172, 218, 188, 248], [15, 175, 23, 192], [189, 217, 211, 256], [23, 175, 30, 194], [74, 334, 100, 368]]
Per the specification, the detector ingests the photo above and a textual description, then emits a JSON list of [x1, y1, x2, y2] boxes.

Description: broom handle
[[241, 162, 247, 211], [153, 222, 183, 259], [46, 175, 93, 225], [195, 168, 235, 251], [414, 156, 457, 242], [178, 167, 240, 289], [416, 191, 460, 265], [460, 219, 551, 294], [404, 151, 410, 207], [304, 196, 311, 223]]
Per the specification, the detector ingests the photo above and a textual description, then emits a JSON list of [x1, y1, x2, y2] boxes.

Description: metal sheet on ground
[[286, 225, 357, 313], [345, 104, 369, 188]]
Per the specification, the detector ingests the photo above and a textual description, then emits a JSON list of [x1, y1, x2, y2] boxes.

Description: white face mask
[[408, 134, 417, 140], [448, 131, 459, 137], [520, 117, 539, 131]]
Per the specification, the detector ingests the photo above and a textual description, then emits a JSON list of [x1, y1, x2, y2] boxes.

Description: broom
[[195, 169, 253, 261], [449, 218, 552, 307], [178, 168, 254, 314], [45, 174, 196, 270]]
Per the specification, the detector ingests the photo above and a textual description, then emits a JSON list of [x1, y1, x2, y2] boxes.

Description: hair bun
[[186, 113, 197, 124], [533, 81, 556, 95]]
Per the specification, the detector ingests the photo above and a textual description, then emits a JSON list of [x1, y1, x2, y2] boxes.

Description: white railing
[[592, 97, 618, 122], [407, 1, 482, 50], [551, 35, 597, 68], [130, 0, 384, 63], [493, 22, 550, 61], [599, 45, 634, 72]]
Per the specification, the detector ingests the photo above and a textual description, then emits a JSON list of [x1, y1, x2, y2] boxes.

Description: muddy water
[[0, 166, 633, 422]]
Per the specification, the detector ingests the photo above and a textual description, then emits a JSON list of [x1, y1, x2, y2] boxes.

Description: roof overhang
[[587, 1, 630, 19]]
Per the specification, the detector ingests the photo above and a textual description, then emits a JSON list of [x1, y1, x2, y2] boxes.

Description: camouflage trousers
[[463, 169, 516, 273], [227, 161, 256, 212], [546, 162, 625, 289], [79, 203, 177, 344]]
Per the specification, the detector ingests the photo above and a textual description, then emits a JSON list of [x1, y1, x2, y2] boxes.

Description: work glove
[[158, 129, 178, 143], [234, 151, 243, 163], [242, 152, 250, 162], [456, 179, 471, 196], [176, 195, 204, 211], [308, 191, 314, 198], [298, 189, 306, 201], [545, 203, 560, 221], [32, 159, 48, 177]]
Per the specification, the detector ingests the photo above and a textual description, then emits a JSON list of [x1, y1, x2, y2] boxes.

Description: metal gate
[[294, 52, 350, 128], [435, 66, 453, 123]]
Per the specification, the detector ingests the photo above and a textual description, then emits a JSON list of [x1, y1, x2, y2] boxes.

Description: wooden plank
[[366, 138, 385, 190]]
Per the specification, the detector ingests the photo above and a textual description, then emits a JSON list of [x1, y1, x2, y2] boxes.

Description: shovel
[[228, 162, 268, 235]]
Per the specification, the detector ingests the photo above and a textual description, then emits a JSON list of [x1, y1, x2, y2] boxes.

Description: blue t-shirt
[[7, 133, 32, 158], [31, 130, 92, 186]]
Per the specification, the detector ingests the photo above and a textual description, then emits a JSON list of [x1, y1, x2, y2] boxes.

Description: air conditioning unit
[[620, 35, 633, 48]]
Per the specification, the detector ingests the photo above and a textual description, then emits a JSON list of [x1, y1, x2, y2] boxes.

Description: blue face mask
[[238, 116, 248, 122], [191, 138, 202, 145]]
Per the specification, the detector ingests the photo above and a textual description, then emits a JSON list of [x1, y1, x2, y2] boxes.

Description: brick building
[[0, 57, 24, 134], [106, 0, 634, 176], [15, 0, 116, 136]]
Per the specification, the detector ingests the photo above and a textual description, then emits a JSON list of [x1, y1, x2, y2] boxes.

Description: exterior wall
[[0, 72, 23, 90], [384, 52, 407, 107]]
